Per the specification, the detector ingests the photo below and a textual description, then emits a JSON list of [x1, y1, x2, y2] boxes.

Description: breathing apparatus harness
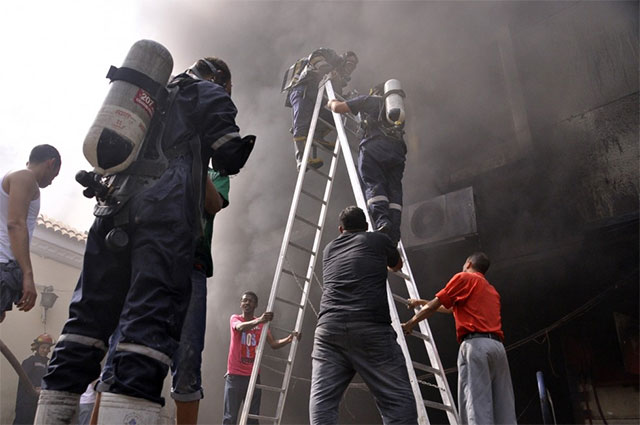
[[76, 63, 212, 251], [360, 86, 406, 142]]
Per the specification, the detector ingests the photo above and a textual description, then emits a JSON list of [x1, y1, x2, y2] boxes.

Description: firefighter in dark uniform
[[328, 83, 406, 245], [37, 57, 254, 424], [13, 334, 53, 425], [283, 49, 358, 170]]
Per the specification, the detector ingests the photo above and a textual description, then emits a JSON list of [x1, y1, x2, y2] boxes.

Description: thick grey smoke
[[119, 1, 638, 423]]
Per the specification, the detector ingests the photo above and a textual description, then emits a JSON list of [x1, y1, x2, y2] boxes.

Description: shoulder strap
[[106, 66, 168, 105]]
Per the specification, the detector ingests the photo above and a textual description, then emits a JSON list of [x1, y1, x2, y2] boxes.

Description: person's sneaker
[[314, 138, 336, 150], [297, 157, 324, 172]]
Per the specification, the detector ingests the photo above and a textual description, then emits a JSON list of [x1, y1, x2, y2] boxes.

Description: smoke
[[104, 1, 635, 423], [129, 1, 526, 422], [1, 0, 629, 423]]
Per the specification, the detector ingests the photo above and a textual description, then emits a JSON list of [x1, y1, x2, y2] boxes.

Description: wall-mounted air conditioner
[[402, 186, 477, 249]]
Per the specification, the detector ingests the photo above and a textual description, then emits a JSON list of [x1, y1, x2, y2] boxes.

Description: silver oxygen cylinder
[[83, 40, 174, 175], [383, 79, 406, 126]]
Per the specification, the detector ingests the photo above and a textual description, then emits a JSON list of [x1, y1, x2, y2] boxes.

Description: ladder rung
[[288, 241, 316, 255], [392, 293, 408, 305], [312, 139, 338, 156], [300, 189, 327, 205], [410, 330, 432, 342], [309, 166, 332, 180], [347, 382, 368, 390], [301, 189, 327, 205], [416, 375, 446, 390], [393, 270, 411, 280], [318, 116, 336, 130], [256, 383, 284, 393], [270, 324, 295, 335], [281, 268, 310, 282], [294, 214, 321, 230], [275, 296, 304, 309], [263, 354, 291, 364], [412, 361, 441, 376], [423, 399, 456, 413], [247, 413, 278, 421]]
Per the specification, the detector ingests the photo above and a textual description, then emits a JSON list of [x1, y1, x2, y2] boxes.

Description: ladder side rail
[[397, 241, 460, 424], [324, 81, 367, 208], [239, 81, 329, 425], [275, 131, 344, 423], [385, 284, 430, 425], [325, 80, 430, 425]]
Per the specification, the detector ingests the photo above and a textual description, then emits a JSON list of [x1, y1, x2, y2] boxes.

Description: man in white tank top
[[0, 144, 61, 322]]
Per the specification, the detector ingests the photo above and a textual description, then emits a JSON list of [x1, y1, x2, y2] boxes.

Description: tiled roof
[[36, 214, 87, 242]]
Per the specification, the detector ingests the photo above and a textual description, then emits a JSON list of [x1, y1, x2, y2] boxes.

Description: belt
[[461, 332, 502, 342]]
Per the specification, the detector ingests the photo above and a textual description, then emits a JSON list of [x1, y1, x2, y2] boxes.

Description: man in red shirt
[[223, 291, 298, 424], [402, 252, 516, 425]]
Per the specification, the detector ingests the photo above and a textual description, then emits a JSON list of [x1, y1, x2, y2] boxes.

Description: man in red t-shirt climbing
[[223, 291, 299, 424], [402, 252, 517, 425]]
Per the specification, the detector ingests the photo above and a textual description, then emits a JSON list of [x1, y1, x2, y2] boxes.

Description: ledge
[[31, 215, 87, 269]]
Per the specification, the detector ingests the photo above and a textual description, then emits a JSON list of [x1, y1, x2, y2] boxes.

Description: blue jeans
[[222, 374, 261, 424], [309, 322, 417, 425], [171, 267, 207, 401], [77, 403, 94, 425], [0, 260, 22, 315], [358, 138, 406, 243]]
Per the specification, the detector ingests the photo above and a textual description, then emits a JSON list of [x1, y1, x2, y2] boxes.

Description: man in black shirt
[[309, 206, 417, 424]]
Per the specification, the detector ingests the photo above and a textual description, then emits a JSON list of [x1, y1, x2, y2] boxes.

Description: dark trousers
[[289, 84, 334, 140], [310, 322, 417, 425], [13, 392, 37, 425], [358, 138, 407, 243], [43, 161, 196, 405], [222, 374, 261, 424]]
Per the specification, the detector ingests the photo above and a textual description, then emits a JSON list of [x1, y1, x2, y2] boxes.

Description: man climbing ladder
[[239, 77, 458, 425]]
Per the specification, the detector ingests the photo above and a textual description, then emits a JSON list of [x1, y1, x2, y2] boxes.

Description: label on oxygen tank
[[97, 105, 147, 142], [133, 89, 155, 117]]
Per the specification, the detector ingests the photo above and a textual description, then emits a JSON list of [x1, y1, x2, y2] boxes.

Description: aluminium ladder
[[239, 78, 459, 425]]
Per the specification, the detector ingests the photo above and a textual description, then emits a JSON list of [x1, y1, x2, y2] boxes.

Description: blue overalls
[[287, 49, 341, 165], [42, 77, 241, 405], [346, 95, 407, 244]]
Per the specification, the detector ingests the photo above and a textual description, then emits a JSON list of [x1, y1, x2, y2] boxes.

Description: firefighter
[[13, 334, 54, 425], [36, 54, 253, 425], [327, 82, 407, 245], [283, 49, 358, 170]]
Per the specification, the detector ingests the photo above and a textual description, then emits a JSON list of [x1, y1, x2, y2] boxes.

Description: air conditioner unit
[[402, 186, 477, 249]]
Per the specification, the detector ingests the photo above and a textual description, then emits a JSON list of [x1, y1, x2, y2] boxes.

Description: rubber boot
[[97, 392, 161, 425], [175, 400, 200, 425], [34, 390, 80, 425], [294, 139, 323, 171]]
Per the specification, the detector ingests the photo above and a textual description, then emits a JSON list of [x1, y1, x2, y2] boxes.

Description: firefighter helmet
[[31, 333, 54, 351]]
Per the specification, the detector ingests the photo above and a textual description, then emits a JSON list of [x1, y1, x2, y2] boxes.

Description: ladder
[[239, 78, 459, 425]]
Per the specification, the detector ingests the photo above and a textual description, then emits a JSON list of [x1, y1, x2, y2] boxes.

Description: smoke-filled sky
[[0, 0, 576, 231], [2, 1, 635, 423]]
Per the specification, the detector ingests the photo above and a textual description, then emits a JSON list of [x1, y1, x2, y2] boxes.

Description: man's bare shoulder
[[4, 169, 38, 198]]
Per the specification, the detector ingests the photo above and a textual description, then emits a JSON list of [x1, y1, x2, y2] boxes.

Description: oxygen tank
[[383, 79, 406, 126], [83, 40, 174, 175]]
